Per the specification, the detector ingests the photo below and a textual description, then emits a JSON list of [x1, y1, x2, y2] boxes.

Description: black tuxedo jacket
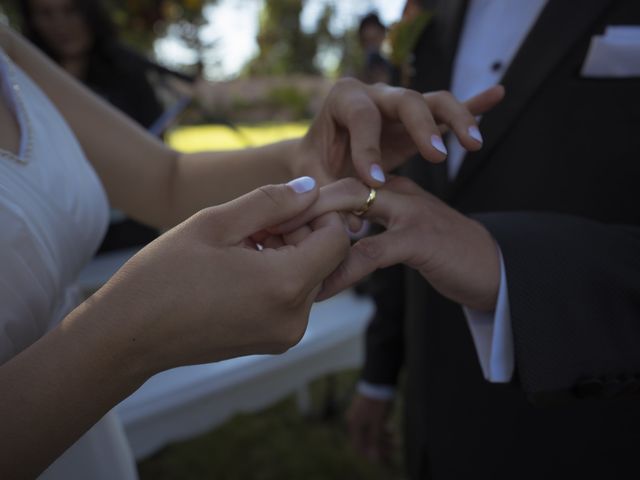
[[361, 1, 640, 478]]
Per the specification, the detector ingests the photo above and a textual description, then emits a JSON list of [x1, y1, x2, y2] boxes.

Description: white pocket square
[[581, 25, 640, 77]]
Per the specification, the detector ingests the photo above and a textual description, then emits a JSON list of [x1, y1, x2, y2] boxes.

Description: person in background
[[18, 0, 167, 252], [357, 12, 394, 85], [19, 0, 163, 127]]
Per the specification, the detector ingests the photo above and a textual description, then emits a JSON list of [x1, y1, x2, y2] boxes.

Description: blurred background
[[0, 1, 429, 478], [0, 0, 419, 149]]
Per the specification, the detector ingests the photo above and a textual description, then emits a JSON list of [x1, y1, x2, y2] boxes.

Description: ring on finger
[[352, 187, 377, 216]]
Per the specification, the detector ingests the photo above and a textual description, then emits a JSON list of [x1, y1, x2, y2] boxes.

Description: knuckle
[[256, 184, 284, 209], [347, 99, 378, 123], [193, 206, 216, 222], [399, 88, 424, 103], [191, 207, 222, 237], [334, 76, 361, 93], [354, 236, 383, 260], [431, 90, 455, 103], [354, 144, 381, 161]]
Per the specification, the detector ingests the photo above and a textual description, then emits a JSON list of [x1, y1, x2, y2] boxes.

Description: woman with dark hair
[[19, 0, 167, 251], [18, 0, 162, 127]]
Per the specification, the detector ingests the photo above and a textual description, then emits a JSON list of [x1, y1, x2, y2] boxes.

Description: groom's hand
[[272, 177, 501, 311], [347, 394, 394, 464], [295, 79, 505, 187]]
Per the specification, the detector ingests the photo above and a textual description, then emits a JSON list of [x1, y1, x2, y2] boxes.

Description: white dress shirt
[[359, 0, 548, 400]]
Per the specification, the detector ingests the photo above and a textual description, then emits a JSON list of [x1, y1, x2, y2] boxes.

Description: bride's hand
[[88, 177, 350, 376], [295, 79, 505, 186]]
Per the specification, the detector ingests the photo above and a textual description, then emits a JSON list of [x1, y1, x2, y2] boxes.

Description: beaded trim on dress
[[0, 48, 33, 164]]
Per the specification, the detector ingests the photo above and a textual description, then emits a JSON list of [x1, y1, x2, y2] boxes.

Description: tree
[[245, 0, 336, 76], [1, 0, 213, 60], [109, 0, 212, 56]]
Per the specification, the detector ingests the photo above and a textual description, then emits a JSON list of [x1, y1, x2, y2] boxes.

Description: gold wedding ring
[[353, 188, 377, 216]]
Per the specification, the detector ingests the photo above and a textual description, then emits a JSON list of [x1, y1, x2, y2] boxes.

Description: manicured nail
[[287, 176, 316, 193], [370, 164, 386, 183], [468, 126, 483, 144], [431, 135, 448, 155], [349, 219, 370, 238]]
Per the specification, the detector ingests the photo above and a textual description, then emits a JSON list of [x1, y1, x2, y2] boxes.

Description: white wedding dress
[[0, 48, 138, 479]]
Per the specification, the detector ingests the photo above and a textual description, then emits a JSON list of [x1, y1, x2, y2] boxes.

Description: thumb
[[216, 176, 319, 244]]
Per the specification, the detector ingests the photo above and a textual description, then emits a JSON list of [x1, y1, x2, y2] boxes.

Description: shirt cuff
[[357, 381, 396, 401], [463, 248, 515, 383]]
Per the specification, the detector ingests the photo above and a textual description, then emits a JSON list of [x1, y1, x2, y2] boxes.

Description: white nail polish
[[287, 176, 316, 193], [431, 135, 448, 155], [468, 126, 483, 144], [370, 164, 386, 183]]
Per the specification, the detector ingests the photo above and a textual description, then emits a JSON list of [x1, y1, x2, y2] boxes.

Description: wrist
[[460, 219, 501, 311], [78, 286, 159, 387]]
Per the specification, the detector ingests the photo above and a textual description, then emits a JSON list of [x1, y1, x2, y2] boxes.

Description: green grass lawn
[[167, 122, 310, 152], [137, 370, 405, 480]]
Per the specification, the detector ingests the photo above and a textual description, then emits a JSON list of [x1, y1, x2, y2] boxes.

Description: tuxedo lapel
[[448, 0, 615, 200], [409, 0, 468, 198], [438, 0, 468, 66]]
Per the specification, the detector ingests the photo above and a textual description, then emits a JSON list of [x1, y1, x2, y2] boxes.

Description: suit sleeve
[[360, 264, 406, 387], [475, 212, 640, 402]]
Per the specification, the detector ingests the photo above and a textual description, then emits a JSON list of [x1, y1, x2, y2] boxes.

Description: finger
[[215, 176, 318, 244], [380, 175, 429, 197], [346, 410, 368, 456], [426, 85, 505, 146], [464, 84, 505, 116], [261, 235, 285, 249], [273, 178, 371, 234], [365, 419, 384, 463], [366, 84, 448, 163], [424, 90, 484, 151], [283, 225, 312, 246], [275, 176, 421, 234], [349, 423, 369, 457], [330, 79, 386, 186], [379, 426, 394, 464], [286, 212, 351, 290], [317, 230, 409, 300], [345, 213, 364, 236]]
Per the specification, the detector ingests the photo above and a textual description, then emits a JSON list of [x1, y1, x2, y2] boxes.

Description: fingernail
[[349, 219, 370, 238], [287, 176, 316, 193], [468, 126, 483, 144], [370, 164, 386, 183], [431, 135, 448, 155]]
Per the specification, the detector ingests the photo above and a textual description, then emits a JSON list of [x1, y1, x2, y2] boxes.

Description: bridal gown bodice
[[0, 47, 137, 479]]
